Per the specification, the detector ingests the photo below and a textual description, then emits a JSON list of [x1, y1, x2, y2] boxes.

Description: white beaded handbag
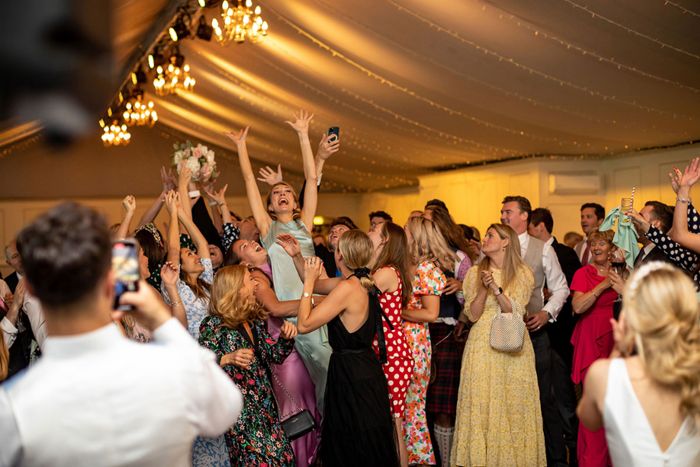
[[489, 294, 526, 352]]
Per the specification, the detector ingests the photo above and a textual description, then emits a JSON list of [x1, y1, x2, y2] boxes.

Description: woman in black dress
[[297, 230, 400, 467]]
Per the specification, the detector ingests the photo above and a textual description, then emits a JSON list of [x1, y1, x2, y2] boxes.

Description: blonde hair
[[266, 182, 301, 221], [622, 262, 700, 428], [209, 265, 269, 330], [587, 228, 614, 245], [477, 223, 527, 292], [0, 329, 8, 382], [337, 230, 376, 291], [405, 217, 458, 273]]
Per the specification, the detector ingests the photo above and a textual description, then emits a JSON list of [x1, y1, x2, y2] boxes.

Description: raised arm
[[115, 195, 136, 240], [177, 167, 194, 221], [201, 180, 223, 237], [314, 133, 339, 182], [178, 205, 211, 260], [164, 191, 182, 265], [671, 159, 700, 252], [298, 257, 347, 334], [224, 126, 272, 238], [275, 233, 332, 289], [251, 270, 301, 318], [205, 184, 232, 225], [137, 167, 176, 228], [284, 110, 317, 230], [160, 262, 188, 328]]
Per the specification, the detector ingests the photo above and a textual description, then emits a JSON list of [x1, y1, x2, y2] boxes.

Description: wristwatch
[[493, 287, 503, 296]]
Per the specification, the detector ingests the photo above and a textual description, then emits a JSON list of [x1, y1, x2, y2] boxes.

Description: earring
[[503, 246, 506, 251]]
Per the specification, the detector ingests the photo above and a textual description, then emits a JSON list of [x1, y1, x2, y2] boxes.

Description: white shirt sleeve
[[1, 317, 18, 349], [542, 243, 570, 320], [23, 295, 48, 350], [0, 389, 23, 466], [152, 318, 243, 437]]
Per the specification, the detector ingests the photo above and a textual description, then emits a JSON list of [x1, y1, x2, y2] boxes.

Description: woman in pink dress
[[570, 228, 616, 467], [369, 221, 416, 466]]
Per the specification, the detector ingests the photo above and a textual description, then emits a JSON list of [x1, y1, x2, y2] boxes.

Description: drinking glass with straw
[[621, 187, 635, 226]]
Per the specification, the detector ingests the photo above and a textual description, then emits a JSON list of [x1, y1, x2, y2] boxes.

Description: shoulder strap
[[370, 286, 394, 364]]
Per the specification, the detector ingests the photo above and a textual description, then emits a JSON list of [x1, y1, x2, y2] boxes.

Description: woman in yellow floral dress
[[451, 223, 546, 467]]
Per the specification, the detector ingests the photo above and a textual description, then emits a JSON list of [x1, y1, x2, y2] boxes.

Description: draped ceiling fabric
[[3, 0, 700, 193]]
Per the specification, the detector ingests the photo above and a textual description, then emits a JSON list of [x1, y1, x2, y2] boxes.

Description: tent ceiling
[[4, 0, 700, 193]]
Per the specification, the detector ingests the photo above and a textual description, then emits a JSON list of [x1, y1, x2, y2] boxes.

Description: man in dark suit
[[4, 239, 23, 294], [529, 208, 582, 467], [633, 201, 674, 267]]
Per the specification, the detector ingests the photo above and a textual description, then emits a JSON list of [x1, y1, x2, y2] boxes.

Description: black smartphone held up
[[327, 126, 340, 143], [112, 239, 140, 310]]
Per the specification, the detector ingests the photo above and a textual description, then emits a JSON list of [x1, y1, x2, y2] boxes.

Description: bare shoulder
[[250, 269, 270, 285], [373, 267, 398, 293], [586, 358, 612, 399]]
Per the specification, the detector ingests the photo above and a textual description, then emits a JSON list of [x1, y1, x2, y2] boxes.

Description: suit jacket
[[636, 244, 673, 267], [547, 237, 582, 366], [4, 272, 19, 294]]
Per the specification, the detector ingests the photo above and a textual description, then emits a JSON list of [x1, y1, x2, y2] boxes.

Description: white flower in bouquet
[[170, 140, 219, 183]]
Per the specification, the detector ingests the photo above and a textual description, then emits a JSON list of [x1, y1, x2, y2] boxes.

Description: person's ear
[[597, 217, 604, 227], [651, 219, 661, 230], [268, 203, 274, 213]]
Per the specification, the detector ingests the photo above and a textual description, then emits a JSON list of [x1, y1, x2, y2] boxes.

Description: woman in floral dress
[[199, 265, 297, 467], [369, 221, 416, 466], [402, 217, 456, 466]]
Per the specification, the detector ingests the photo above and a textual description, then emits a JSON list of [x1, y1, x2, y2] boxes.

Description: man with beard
[[315, 217, 357, 277]]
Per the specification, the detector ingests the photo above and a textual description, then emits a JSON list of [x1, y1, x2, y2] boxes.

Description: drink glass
[[621, 197, 633, 225]]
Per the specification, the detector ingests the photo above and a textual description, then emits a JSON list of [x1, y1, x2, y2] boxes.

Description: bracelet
[[311, 297, 316, 307], [677, 197, 691, 204], [188, 190, 200, 199], [171, 300, 182, 308], [591, 290, 599, 298]]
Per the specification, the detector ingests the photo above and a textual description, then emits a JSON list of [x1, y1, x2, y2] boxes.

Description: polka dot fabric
[[372, 267, 415, 418]]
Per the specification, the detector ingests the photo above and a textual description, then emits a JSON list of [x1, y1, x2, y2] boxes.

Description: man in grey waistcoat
[[501, 196, 570, 467]]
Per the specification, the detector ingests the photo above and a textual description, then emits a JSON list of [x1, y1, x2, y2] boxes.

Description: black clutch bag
[[279, 408, 317, 440]]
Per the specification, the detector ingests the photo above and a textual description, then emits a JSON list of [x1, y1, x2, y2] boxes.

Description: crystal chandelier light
[[153, 51, 196, 95], [100, 119, 131, 146], [123, 99, 158, 127], [212, 0, 268, 45]]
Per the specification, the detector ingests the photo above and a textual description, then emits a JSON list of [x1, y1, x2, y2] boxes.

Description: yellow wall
[[1, 145, 698, 277]]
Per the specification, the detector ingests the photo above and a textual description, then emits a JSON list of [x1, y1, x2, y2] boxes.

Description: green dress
[[262, 219, 332, 413]]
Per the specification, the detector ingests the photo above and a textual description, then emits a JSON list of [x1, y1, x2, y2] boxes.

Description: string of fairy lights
[[383, 0, 697, 122], [561, 0, 700, 60], [663, 0, 700, 18], [99, 0, 269, 147]]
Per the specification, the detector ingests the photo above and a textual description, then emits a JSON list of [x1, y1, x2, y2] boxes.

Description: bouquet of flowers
[[171, 140, 219, 183]]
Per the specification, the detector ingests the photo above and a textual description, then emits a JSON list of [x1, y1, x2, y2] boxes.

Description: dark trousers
[[552, 349, 579, 465], [530, 330, 568, 467]]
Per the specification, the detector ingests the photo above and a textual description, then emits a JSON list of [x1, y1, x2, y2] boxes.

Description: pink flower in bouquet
[[183, 148, 191, 158], [205, 150, 215, 165], [193, 148, 202, 158]]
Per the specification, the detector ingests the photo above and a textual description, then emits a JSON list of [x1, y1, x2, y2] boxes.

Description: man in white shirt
[[501, 196, 569, 467], [574, 203, 605, 266], [0, 202, 243, 467]]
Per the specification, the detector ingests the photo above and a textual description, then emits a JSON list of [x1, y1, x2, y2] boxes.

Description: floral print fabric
[[402, 261, 446, 465], [199, 316, 295, 467]]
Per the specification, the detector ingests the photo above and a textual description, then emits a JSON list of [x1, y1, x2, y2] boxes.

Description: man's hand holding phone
[[116, 281, 171, 332]]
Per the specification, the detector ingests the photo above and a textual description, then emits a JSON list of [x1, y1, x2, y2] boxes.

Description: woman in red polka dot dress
[[369, 222, 416, 466]]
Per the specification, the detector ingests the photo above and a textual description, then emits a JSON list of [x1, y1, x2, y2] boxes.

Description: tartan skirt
[[426, 322, 467, 416]]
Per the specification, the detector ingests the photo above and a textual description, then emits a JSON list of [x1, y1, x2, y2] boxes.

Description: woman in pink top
[[570, 228, 617, 467]]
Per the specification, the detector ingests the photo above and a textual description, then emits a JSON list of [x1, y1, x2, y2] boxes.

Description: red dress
[[372, 266, 415, 418], [570, 264, 615, 467]]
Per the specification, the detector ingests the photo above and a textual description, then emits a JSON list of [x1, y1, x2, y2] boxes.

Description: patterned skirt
[[427, 322, 466, 417]]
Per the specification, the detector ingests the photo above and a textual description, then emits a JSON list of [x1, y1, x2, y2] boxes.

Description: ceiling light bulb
[[148, 54, 155, 68], [169, 27, 178, 41], [198, 0, 206, 6], [222, 1, 228, 9], [212, 18, 218, 28], [255, 6, 261, 14], [246, 0, 252, 7]]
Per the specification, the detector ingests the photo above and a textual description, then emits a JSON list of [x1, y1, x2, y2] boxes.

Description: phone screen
[[327, 126, 340, 143], [112, 240, 140, 310]]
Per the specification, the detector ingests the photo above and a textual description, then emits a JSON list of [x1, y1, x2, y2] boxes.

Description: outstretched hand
[[257, 165, 283, 185], [164, 190, 180, 215], [160, 261, 180, 288], [161, 166, 177, 192], [303, 256, 324, 283], [678, 158, 700, 190], [285, 109, 314, 134], [317, 133, 340, 161], [625, 208, 650, 233], [205, 184, 228, 205], [178, 167, 192, 189], [276, 233, 301, 257], [223, 126, 250, 145], [122, 195, 136, 214]]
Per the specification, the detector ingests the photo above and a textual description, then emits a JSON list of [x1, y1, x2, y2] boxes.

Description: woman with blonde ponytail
[[297, 230, 400, 467], [577, 262, 700, 466]]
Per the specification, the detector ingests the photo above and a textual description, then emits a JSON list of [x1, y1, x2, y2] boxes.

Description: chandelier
[[100, 119, 131, 146], [123, 99, 158, 127], [212, 0, 268, 45], [153, 51, 195, 96]]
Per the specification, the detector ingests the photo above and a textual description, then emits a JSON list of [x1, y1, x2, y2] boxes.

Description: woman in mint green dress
[[224, 110, 334, 412]]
